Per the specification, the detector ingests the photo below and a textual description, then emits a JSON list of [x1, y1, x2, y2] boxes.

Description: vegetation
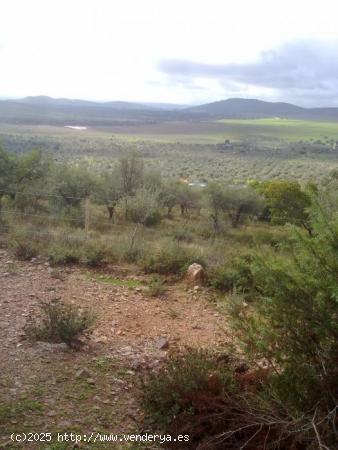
[[142, 349, 233, 429], [141, 190, 338, 448], [1, 115, 338, 185], [1, 141, 337, 448], [25, 300, 95, 348]]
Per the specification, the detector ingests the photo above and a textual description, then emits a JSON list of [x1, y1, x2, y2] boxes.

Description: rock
[[93, 335, 108, 344], [186, 263, 204, 285], [58, 420, 72, 428], [156, 336, 169, 350], [35, 342, 68, 352], [75, 368, 93, 380]]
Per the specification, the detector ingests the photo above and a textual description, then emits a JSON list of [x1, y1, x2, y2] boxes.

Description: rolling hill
[[183, 98, 306, 118], [0, 96, 338, 125]]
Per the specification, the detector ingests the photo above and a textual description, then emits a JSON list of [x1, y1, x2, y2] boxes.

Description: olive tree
[[123, 187, 162, 227], [13, 150, 53, 211], [206, 182, 228, 232], [96, 170, 123, 221], [0, 147, 17, 213]]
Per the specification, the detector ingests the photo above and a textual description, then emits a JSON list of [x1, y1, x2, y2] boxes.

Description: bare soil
[[0, 250, 227, 449]]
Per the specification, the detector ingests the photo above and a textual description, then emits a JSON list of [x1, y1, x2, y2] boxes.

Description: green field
[[217, 118, 338, 141], [1, 119, 338, 184]]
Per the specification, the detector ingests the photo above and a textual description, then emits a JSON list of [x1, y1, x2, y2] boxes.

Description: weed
[[148, 276, 166, 297], [142, 348, 234, 429], [25, 300, 95, 348]]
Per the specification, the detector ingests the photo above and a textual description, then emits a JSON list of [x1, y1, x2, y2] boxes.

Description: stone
[[93, 335, 108, 344], [75, 367, 93, 380], [35, 342, 68, 352], [186, 263, 204, 285], [156, 336, 169, 350]]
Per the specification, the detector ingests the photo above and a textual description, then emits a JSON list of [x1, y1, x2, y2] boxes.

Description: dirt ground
[[0, 249, 228, 449]]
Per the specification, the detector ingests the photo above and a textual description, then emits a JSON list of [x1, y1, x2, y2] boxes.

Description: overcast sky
[[2, 0, 338, 106]]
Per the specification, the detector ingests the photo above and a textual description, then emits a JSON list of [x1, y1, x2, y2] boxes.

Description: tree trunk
[[231, 207, 243, 228], [211, 211, 219, 233], [107, 205, 115, 222], [302, 222, 313, 237], [167, 206, 173, 218]]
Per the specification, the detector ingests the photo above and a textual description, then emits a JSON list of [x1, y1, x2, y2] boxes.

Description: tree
[[118, 152, 144, 218], [124, 187, 162, 227], [206, 182, 228, 232], [176, 183, 200, 217], [119, 151, 143, 196], [96, 170, 123, 221], [0, 147, 17, 210], [159, 181, 181, 217], [13, 150, 53, 211], [50, 164, 97, 209], [257, 180, 311, 230], [222, 186, 264, 228]]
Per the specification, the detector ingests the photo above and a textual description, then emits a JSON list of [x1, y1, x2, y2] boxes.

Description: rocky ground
[[0, 250, 228, 449]]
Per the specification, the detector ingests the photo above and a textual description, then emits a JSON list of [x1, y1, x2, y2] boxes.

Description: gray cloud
[[158, 41, 338, 106]]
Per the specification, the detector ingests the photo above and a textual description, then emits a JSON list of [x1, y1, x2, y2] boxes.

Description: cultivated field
[[1, 118, 338, 184]]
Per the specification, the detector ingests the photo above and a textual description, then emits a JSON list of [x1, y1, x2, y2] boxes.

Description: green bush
[[25, 300, 95, 348], [11, 239, 39, 260], [9, 228, 42, 260], [82, 241, 106, 267], [170, 227, 194, 243], [142, 241, 203, 274], [124, 187, 162, 227], [48, 239, 82, 265], [148, 276, 166, 297], [142, 349, 233, 429], [232, 192, 338, 418], [208, 254, 254, 293], [112, 236, 145, 264], [143, 210, 162, 227]]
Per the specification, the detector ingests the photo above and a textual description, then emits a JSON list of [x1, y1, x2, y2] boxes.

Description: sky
[[1, 0, 338, 106]]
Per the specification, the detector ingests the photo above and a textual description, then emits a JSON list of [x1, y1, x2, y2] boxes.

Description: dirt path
[[0, 250, 227, 449]]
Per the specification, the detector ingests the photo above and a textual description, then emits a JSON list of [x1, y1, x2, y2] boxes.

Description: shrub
[[143, 210, 162, 227], [142, 348, 335, 449], [48, 238, 82, 265], [230, 191, 338, 434], [148, 276, 166, 297], [9, 228, 41, 260], [142, 348, 233, 429], [124, 187, 162, 227], [25, 300, 95, 348], [11, 239, 39, 260], [142, 241, 203, 274], [208, 254, 254, 293], [82, 241, 106, 267], [170, 227, 194, 243], [113, 236, 145, 263]]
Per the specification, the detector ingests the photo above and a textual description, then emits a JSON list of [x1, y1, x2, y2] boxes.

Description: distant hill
[[19, 96, 154, 110], [0, 96, 338, 125], [183, 98, 305, 117], [0, 96, 180, 125], [183, 98, 338, 120]]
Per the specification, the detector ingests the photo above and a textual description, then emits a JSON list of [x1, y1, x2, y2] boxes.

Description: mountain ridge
[[0, 96, 338, 124]]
